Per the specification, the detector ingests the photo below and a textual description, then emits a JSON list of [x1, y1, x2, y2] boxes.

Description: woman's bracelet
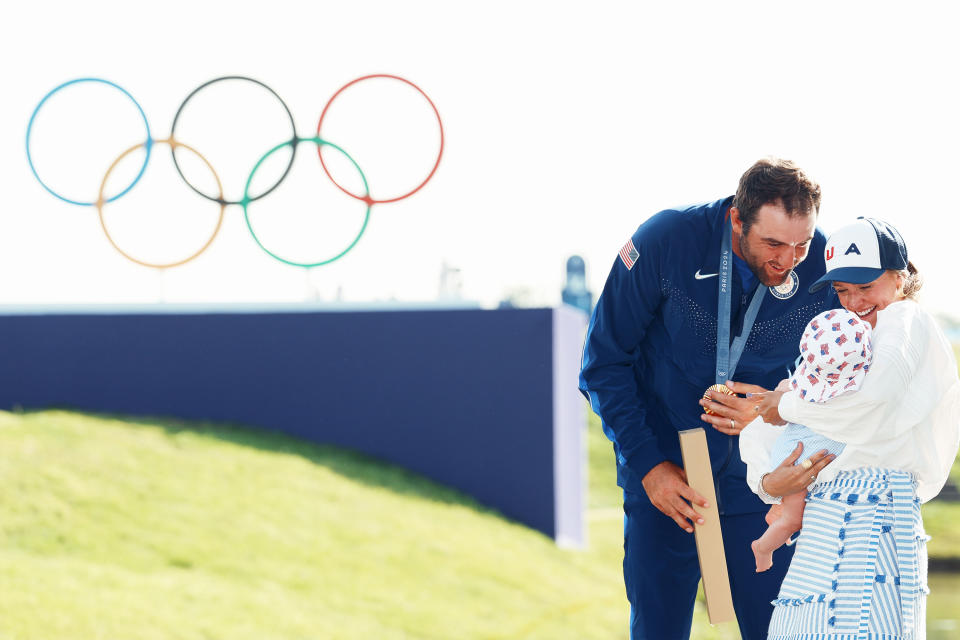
[[758, 472, 783, 504]]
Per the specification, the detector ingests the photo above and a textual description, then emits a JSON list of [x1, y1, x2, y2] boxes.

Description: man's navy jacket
[[579, 197, 835, 514]]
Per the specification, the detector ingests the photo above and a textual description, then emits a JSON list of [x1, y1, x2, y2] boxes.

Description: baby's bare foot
[[752, 539, 773, 573]]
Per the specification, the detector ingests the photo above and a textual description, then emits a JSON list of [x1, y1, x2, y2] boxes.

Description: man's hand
[[699, 380, 785, 433], [641, 461, 709, 533], [762, 443, 836, 498]]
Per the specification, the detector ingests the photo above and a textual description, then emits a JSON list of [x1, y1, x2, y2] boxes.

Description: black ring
[[170, 76, 297, 206]]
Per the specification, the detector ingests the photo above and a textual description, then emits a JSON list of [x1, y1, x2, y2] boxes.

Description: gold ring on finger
[[800, 459, 813, 470]]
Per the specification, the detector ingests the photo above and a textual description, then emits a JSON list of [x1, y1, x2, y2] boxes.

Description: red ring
[[316, 74, 443, 205]]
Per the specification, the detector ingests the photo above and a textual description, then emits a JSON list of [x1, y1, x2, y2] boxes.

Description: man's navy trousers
[[624, 490, 795, 639]]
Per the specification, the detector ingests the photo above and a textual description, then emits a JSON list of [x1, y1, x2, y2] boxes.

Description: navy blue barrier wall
[[0, 305, 587, 543]]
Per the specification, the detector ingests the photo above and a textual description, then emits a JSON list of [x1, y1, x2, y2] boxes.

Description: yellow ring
[[800, 459, 813, 470], [97, 137, 225, 269]]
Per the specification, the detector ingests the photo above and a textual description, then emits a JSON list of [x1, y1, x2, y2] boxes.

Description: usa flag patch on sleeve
[[619, 238, 639, 270]]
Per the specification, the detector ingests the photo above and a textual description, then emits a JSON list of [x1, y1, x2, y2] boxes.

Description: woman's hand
[[761, 443, 836, 498], [753, 389, 787, 426]]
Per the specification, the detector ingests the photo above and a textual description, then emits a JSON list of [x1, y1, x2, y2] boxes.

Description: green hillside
[[0, 409, 745, 640], [2, 408, 955, 639]]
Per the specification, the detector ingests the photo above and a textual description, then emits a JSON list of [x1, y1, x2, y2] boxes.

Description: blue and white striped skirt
[[768, 468, 928, 640]]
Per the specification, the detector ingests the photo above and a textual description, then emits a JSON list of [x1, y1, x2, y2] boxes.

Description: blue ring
[[26, 77, 152, 207]]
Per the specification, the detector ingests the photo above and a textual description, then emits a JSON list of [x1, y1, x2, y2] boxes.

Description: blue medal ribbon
[[716, 216, 766, 385]]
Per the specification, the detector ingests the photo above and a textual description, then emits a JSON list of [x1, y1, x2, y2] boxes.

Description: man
[[579, 158, 836, 639]]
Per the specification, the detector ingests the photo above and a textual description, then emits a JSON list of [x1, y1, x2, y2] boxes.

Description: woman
[[738, 217, 960, 639]]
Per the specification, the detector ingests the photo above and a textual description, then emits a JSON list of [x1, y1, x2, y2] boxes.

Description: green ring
[[242, 136, 371, 267]]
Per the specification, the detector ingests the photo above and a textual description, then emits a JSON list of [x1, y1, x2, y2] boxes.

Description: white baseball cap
[[808, 217, 908, 293]]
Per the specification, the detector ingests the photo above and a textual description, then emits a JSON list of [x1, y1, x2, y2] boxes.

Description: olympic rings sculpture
[[26, 74, 444, 269]]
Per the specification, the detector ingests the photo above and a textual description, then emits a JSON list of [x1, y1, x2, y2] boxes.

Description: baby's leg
[[751, 492, 806, 572], [764, 503, 783, 526]]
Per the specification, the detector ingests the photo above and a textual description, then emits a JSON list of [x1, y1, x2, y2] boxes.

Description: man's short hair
[[733, 158, 821, 234]]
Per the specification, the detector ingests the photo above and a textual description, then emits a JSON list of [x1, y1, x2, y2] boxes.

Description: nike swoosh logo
[[694, 270, 718, 280]]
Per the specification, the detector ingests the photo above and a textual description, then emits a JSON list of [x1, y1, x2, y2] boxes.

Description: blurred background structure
[[561, 255, 593, 315], [0, 306, 588, 544]]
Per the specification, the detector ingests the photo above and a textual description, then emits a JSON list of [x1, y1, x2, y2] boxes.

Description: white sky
[[3, 1, 960, 318]]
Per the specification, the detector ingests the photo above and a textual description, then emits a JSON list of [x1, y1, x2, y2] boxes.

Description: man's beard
[[739, 234, 790, 288]]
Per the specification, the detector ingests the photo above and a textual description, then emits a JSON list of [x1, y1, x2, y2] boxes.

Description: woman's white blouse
[[741, 300, 960, 504]]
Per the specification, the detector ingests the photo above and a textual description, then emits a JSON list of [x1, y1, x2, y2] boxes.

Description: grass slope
[[3, 408, 954, 639], [0, 410, 684, 640]]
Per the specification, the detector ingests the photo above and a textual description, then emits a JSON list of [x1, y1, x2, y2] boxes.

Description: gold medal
[[702, 383, 735, 415]]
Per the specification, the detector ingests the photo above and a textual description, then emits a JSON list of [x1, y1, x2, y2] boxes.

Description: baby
[[751, 308, 873, 573]]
